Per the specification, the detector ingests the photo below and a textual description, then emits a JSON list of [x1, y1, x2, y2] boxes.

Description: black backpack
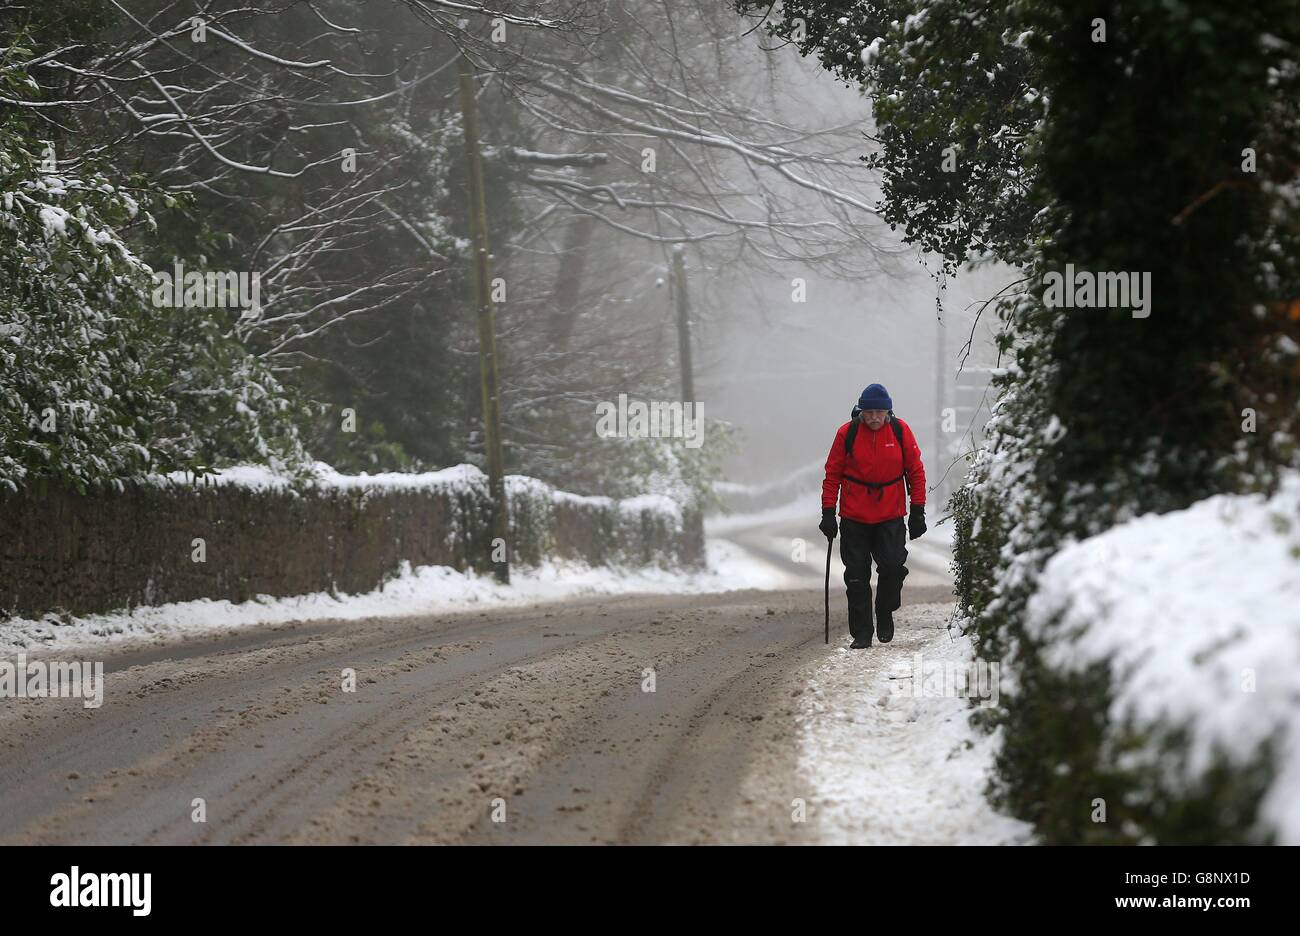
[[842, 411, 908, 499]]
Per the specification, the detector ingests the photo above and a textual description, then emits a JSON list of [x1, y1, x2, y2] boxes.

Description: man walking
[[819, 384, 927, 649]]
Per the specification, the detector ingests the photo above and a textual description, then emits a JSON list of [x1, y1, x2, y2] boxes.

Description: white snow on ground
[[709, 498, 957, 548], [708, 499, 956, 589], [704, 497, 810, 534], [1026, 471, 1300, 843], [0, 538, 791, 655], [797, 603, 1032, 844]]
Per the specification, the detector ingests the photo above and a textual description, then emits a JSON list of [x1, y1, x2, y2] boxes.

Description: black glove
[[819, 507, 838, 541], [908, 503, 927, 540]]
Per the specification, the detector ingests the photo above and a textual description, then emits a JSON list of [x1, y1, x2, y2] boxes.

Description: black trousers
[[839, 516, 909, 641]]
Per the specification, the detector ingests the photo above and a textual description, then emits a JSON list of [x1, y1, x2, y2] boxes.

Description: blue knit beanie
[[856, 383, 893, 412]]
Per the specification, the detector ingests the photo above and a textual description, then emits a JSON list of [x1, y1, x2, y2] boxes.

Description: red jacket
[[822, 417, 926, 524]]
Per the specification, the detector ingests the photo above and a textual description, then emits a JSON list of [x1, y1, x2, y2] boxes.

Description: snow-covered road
[[1, 504, 1026, 844]]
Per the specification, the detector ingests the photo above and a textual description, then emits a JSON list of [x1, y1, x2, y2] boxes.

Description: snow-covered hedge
[[951, 346, 1297, 844], [0, 109, 312, 494], [942, 0, 1300, 846], [0, 463, 700, 619], [1022, 474, 1300, 843]]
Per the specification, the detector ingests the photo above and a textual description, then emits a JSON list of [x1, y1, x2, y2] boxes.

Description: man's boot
[[848, 601, 873, 649], [876, 607, 894, 643], [875, 549, 906, 644]]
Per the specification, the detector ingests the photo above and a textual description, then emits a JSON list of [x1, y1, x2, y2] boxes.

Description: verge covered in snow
[[704, 497, 810, 534], [797, 602, 1031, 844], [1, 539, 790, 656], [1025, 472, 1300, 843]]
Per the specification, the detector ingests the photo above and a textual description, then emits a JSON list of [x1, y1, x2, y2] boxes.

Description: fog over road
[[0, 515, 963, 845]]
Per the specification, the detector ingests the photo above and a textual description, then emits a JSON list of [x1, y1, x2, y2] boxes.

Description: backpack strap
[[891, 414, 911, 501], [844, 418, 860, 457]]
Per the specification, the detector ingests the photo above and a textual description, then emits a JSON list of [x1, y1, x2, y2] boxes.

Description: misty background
[[684, 51, 1005, 496]]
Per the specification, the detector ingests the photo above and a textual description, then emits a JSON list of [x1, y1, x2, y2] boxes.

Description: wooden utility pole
[[671, 245, 695, 403], [458, 54, 509, 584], [671, 244, 705, 564]]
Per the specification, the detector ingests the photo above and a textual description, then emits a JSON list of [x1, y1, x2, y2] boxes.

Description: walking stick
[[824, 536, 833, 644]]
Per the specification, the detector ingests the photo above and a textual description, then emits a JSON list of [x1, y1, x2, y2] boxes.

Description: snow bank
[[1, 539, 791, 656], [704, 497, 810, 534], [712, 460, 825, 515], [1026, 472, 1300, 842], [157, 461, 490, 493], [158, 462, 685, 522]]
